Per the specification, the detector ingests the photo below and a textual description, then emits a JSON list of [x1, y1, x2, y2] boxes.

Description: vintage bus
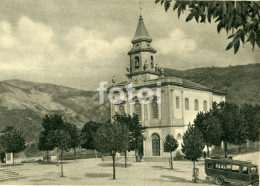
[[205, 157, 259, 186]]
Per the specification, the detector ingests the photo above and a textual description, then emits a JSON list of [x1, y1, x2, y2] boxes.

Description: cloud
[[66, 27, 129, 66], [0, 16, 130, 89], [0, 21, 16, 48], [154, 28, 196, 55]]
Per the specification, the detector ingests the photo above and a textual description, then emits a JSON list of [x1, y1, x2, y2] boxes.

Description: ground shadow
[[85, 173, 111, 178], [98, 163, 132, 168], [0, 163, 24, 167], [152, 166, 185, 172], [30, 178, 55, 182], [161, 175, 213, 185], [37, 161, 69, 165]]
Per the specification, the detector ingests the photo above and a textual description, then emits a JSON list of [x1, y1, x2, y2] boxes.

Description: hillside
[[164, 63, 260, 106], [0, 79, 110, 141], [0, 64, 259, 142]]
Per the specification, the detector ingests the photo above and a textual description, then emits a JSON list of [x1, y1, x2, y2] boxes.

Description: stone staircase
[[0, 168, 24, 181]]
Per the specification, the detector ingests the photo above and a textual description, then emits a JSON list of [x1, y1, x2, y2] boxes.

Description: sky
[[0, 0, 259, 90]]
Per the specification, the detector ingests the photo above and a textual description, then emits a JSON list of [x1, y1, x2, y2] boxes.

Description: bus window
[[232, 165, 240, 173], [208, 163, 213, 169], [243, 167, 248, 174], [251, 167, 257, 173], [225, 164, 232, 171], [215, 163, 224, 170]]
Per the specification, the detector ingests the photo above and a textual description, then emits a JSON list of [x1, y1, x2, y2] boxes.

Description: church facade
[[110, 15, 225, 157]]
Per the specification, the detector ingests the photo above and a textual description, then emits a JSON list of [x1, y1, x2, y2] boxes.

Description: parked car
[[205, 157, 259, 186]]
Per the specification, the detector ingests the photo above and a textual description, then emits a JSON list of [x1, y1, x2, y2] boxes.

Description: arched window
[[203, 100, 207, 111], [151, 101, 158, 119], [152, 133, 160, 156], [194, 99, 199, 111], [119, 105, 125, 115], [185, 98, 189, 110], [177, 133, 182, 141], [134, 56, 140, 68], [134, 103, 142, 120], [151, 56, 154, 68]]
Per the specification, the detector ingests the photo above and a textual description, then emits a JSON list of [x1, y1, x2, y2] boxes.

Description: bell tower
[[127, 15, 158, 79]]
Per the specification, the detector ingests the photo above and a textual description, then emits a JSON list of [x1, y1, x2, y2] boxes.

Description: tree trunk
[[46, 150, 49, 162], [112, 153, 116, 179], [207, 145, 210, 157], [124, 150, 127, 168], [74, 148, 77, 160], [192, 161, 197, 183], [57, 148, 60, 165], [135, 149, 139, 162], [60, 150, 64, 177], [170, 152, 173, 169], [224, 142, 228, 158], [12, 153, 14, 166], [95, 149, 97, 159], [238, 144, 242, 153]]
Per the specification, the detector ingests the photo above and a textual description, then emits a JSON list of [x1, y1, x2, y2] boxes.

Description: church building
[[110, 15, 225, 157]]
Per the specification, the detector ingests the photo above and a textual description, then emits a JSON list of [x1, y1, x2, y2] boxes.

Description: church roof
[[132, 15, 152, 43], [111, 76, 226, 96]]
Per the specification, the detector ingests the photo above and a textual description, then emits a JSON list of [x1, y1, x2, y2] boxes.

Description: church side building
[[110, 15, 225, 157]]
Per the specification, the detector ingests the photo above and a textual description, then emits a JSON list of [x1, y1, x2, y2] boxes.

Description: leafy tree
[[1, 126, 26, 164], [94, 121, 129, 179], [41, 114, 65, 131], [64, 122, 81, 158], [194, 111, 222, 157], [38, 114, 76, 172], [81, 121, 102, 150], [0, 134, 5, 153], [156, 1, 260, 54], [38, 131, 56, 162], [163, 134, 179, 169], [241, 104, 260, 143], [113, 113, 145, 164], [212, 102, 248, 157], [55, 130, 72, 177], [182, 124, 204, 182]]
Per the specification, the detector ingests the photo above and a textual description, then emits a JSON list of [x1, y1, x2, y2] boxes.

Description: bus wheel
[[214, 176, 224, 185], [252, 181, 259, 186]]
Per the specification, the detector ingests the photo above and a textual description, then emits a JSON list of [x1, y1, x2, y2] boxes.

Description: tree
[[54, 130, 72, 177], [182, 124, 204, 182], [156, 1, 260, 54], [64, 122, 81, 159], [38, 114, 65, 161], [81, 121, 102, 150], [241, 104, 260, 143], [163, 135, 179, 169], [212, 102, 248, 157], [94, 121, 129, 179], [38, 114, 74, 176], [1, 126, 26, 164], [38, 131, 55, 162], [113, 113, 145, 165], [41, 114, 65, 131], [194, 111, 223, 157]]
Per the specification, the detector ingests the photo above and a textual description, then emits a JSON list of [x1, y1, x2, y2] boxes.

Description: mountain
[[164, 63, 260, 106], [0, 64, 259, 142], [0, 79, 110, 141]]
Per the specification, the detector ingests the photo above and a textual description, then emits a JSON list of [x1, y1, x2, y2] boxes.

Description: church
[[110, 15, 226, 157]]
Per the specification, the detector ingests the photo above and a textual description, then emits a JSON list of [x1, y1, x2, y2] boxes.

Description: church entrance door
[[152, 134, 160, 156]]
